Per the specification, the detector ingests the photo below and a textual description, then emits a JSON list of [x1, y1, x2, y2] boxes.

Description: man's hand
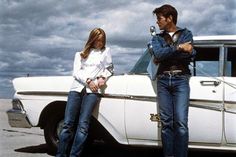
[[178, 42, 193, 54], [153, 58, 159, 65]]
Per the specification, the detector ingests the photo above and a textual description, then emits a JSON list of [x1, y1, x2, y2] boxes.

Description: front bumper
[[6, 99, 31, 128]]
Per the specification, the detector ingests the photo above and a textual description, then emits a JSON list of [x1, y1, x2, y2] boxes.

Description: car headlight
[[12, 99, 24, 110]]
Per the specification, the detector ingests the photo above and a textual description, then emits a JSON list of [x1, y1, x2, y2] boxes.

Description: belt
[[162, 70, 182, 75]]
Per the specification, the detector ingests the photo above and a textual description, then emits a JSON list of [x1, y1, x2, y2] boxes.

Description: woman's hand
[[87, 79, 99, 92], [97, 77, 106, 88]]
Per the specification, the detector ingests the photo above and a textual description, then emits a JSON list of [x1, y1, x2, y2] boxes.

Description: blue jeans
[[56, 89, 100, 157], [157, 74, 190, 157]]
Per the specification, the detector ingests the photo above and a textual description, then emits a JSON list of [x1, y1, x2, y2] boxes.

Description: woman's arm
[[97, 48, 114, 88], [73, 52, 91, 85], [98, 48, 114, 78]]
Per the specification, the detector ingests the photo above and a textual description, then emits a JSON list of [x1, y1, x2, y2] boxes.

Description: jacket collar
[[161, 26, 185, 35]]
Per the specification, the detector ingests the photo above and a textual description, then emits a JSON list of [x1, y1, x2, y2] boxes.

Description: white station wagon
[[7, 35, 236, 154]]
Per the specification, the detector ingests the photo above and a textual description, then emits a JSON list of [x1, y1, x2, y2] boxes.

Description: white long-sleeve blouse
[[70, 47, 113, 93]]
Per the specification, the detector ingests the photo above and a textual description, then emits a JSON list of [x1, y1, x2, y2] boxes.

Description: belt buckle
[[164, 70, 182, 76]]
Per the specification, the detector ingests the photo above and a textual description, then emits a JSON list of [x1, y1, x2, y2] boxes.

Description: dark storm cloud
[[0, 0, 235, 98]]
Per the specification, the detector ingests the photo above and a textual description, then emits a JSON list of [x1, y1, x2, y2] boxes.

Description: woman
[[56, 28, 113, 157]]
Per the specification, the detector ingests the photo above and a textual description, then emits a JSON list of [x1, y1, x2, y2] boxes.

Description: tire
[[44, 112, 116, 155], [44, 111, 64, 155]]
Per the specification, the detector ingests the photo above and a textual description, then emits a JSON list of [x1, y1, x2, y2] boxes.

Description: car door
[[188, 46, 224, 144], [125, 46, 225, 145], [125, 75, 160, 144], [224, 46, 236, 144], [125, 51, 161, 145]]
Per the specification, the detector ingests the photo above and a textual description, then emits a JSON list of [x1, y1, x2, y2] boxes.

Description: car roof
[[193, 35, 236, 45], [194, 35, 236, 41]]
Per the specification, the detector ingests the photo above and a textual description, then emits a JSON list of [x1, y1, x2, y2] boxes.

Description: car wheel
[[44, 111, 64, 155]]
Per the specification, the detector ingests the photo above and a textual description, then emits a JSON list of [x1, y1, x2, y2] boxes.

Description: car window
[[131, 47, 222, 77], [130, 49, 150, 74], [190, 47, 220, 77], [226, 47, 236, 77]]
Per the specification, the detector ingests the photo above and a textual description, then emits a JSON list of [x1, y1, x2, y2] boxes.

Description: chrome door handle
[[200, 81, 221, 86]]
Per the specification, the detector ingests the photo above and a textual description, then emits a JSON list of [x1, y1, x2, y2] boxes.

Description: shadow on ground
[[14, 143, 236, 157], [14, 143, 161, 157], [14, 143, 53, 156]]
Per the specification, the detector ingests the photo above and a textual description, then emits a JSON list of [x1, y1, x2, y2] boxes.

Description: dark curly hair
[[153, 4, 178, 25]]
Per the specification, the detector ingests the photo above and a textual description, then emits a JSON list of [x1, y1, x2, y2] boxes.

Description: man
[[150, 4, 196, 157]]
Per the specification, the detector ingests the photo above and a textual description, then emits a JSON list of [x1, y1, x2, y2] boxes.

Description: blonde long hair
[[80, 28, 106, 59]]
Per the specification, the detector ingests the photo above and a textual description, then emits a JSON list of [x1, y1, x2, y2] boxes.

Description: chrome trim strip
[[104, 94, 223, 111], [17, 91, 68, 96], [188, 143, 236, 151], [105, 95, 223, 111], [224, 101, 236, 114], [103, 94, 156, 102], [17, 91, 225, 111], [190, 99, 223, 111]]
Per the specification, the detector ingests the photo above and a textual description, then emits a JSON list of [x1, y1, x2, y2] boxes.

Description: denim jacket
[[151, 27, 196, 74]]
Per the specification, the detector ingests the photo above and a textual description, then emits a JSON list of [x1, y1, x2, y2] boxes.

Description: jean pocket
[[175, 75, 191, 81], [157, 74, 168, 80]]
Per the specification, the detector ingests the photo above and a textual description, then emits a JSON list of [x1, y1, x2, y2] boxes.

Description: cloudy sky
[[0, 0, 235, 98]]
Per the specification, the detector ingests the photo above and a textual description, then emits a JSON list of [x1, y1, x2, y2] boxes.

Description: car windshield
[[129, 49, 151, 74]]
